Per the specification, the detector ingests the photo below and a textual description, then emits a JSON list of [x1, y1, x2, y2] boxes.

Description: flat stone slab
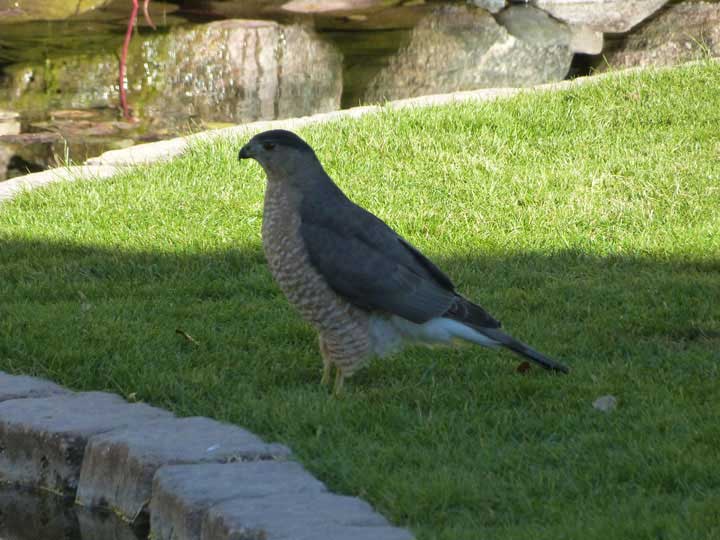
[[0, 391, 172, 495], [204, 491, 415, 540], [0, 371, 69, 402], [76, 415, 291, 522], [150, 461, 413, 540], [150, 461, 324, 540]]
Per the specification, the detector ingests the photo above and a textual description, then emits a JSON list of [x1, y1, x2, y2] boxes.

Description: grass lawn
[[1, 61, 719, 539]]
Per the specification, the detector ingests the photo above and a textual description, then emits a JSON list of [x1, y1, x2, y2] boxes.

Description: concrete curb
[[4, 60, 711, 205], [0, 371, 413, 540]]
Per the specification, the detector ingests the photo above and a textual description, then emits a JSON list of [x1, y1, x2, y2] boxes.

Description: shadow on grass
[[2, 236, 718, 389], [1, 237, 719, 538]]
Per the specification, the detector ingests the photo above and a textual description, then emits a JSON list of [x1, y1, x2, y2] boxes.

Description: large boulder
[[0, 0, 112, 23], [138, 20, 343, 124], [362, 5, 572, 103], [0, 20, 343, 127], [601, 2, 720, 70], [530, 0, 669, 33]]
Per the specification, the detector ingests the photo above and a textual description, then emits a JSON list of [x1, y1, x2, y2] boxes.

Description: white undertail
[[369, 315, 501, 358]]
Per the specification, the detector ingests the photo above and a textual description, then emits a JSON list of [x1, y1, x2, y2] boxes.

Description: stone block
[[77, 415, 290, 521], [150, 461, 414, 540], [204, 491, 415, 540], [150, 461, 326, 540], [0, 391, 172, 495], [0, 371, 69, 402]]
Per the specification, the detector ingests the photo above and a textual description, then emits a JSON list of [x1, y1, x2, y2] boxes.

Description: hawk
[[239, 130, 568, 393]]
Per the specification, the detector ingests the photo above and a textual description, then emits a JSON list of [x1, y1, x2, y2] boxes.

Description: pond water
[[0, 484, 146, 540]]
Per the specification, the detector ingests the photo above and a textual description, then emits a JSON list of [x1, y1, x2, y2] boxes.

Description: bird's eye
[[262, 142, 275, 151]]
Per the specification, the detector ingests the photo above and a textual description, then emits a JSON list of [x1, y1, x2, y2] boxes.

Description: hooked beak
[[238, 144, 253, 160]]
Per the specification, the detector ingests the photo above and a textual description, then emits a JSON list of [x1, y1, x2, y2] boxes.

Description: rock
[[0, 371, 69, 402], [150, 461, 326, 540], [204, 492, 415, 540], [314, 1, 433, 31], [569, 24, 604, 54], [601, 2, 720, 70], [76, 415, 290, 522], [362, 5, 572, 103], [0, 0, 113, 23], [497, 5, 572, 49], [0, 19, 343, 127], [281, 0, 401, 14], [0, 143, 11, 181], [151, 461, 414, 540], [0, 132, 62, 145], [0, 111, 20, 136], [530, 0, 669, 33], [470, 0, 507, 14], [139, 20, 343, 125], [0, 392, 172, 495], [593, 395, 618, 412]]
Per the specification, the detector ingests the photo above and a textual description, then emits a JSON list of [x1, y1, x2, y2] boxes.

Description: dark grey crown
[[250, 130, 315, 153]]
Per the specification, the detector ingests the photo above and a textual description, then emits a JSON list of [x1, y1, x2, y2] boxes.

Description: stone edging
[[0, 371, 413, 540], [4, 60, 714, 205]]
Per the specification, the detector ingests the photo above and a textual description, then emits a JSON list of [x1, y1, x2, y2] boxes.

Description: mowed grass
[[2, 62, 720, 539]]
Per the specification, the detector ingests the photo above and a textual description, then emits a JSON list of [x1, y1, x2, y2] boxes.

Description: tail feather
[[480, 327, 569, 373], [442, 296, 569, 373]]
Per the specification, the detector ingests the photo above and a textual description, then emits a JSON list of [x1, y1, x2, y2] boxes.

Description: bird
[[238, 129, 569, 394]]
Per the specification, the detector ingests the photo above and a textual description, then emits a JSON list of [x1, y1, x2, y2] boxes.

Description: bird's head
[[238, 129, 320, 181]]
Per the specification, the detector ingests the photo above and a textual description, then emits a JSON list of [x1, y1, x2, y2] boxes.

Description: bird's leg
[[319, 336, 332, 386], [333, 370, 345, 397], [321, 361, 332, 386]]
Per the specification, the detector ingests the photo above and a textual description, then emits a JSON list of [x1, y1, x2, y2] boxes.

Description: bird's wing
[[299, 201, 457, 323]]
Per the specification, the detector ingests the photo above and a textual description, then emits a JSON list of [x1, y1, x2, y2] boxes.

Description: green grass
[[2, 61, 720, 539]]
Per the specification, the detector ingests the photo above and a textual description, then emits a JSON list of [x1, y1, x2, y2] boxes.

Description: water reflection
[[0, 485, 145, 540]]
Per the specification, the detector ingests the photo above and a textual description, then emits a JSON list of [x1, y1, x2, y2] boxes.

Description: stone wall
[[0, 371, 413, 540]]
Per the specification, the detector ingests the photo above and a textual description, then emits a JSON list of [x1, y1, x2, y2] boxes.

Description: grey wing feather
[[300, 222, 455, 323], [397, 237, 455, 291]]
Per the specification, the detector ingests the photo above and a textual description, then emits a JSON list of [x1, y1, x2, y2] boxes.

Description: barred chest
[[261, 181, 349, 330]]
